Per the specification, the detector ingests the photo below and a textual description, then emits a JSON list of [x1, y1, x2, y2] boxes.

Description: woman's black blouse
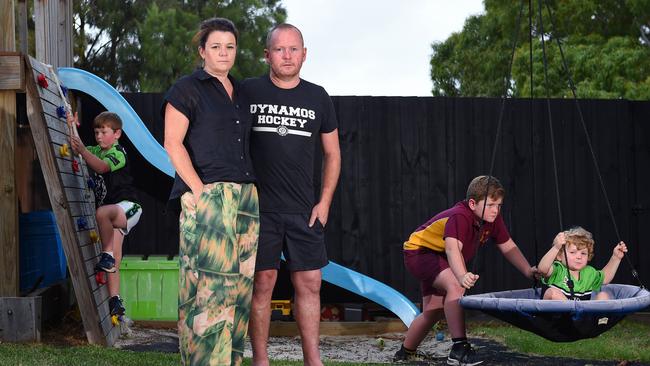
[[163, 68, 255, 199]]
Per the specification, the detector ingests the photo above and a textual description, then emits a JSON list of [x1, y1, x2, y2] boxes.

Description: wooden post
[[35, 0, 73, 68], [0, 0, 19, 297], [0, 297, 42, 342], [17, 0, 28, 55]]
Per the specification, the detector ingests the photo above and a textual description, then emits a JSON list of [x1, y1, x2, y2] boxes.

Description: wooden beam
[[17, 0, 28, 55], [0, 89, 18, 297], [0, 297, 42, 342], [35, 0, 73, 68], [58, 0, 73, 67], [1, 0, 15, 51], [0, 0, 19, 298], [0, 53, 24, 90]]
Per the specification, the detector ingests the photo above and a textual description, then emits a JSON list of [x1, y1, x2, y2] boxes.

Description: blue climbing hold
[[56, 106, 66, 118], [77, 217, 88, 230]]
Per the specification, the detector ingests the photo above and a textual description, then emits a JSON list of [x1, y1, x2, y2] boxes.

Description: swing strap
[[470, 0, 527, 277], [541, 0, 645, 289], [472, 0, 645, 291]]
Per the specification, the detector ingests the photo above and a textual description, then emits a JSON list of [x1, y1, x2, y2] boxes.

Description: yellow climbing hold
[[59, 143, 70, 157]]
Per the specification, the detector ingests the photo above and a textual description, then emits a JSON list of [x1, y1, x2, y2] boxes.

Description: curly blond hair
[[560, 226, 595, 261]]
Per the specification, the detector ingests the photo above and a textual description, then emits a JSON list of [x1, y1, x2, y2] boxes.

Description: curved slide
[[58, 67, 420, 327]]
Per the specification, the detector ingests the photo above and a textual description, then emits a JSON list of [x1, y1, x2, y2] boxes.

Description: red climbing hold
[[95, 271, 107, 285], [37, 74, 48, 88]]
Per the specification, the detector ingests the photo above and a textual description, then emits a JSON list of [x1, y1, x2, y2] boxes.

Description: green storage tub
[[119, 255, 179, 321]]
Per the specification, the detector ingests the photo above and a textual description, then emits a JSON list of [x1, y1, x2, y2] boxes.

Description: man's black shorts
[[255, 212, 328, 272]]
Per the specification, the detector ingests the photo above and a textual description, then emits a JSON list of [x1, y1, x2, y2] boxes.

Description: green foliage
[[138, 4, 199, 92], [430, 0, 650, 99], [73, 0, 286, 91]]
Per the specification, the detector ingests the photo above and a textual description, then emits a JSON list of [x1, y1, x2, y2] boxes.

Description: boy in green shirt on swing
[[538, 226, 627, 300]]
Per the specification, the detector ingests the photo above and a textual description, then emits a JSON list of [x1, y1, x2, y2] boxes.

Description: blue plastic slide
[[58, 67, 419, 326]]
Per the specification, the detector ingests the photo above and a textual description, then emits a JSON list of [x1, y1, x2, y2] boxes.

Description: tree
[[74, 0, 153, 91], [430, 0, 650, 99], [138, 4, 199, 92], [73, 0, 286, 91]]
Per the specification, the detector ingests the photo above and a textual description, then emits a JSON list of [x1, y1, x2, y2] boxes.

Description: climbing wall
[[24, 55, 119, 346]]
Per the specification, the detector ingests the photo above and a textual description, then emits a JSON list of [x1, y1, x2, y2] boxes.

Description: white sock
[[103, 251, 114, 257]]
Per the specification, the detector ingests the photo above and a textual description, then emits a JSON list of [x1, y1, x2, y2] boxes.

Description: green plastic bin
[[119, 255, 179, 321]]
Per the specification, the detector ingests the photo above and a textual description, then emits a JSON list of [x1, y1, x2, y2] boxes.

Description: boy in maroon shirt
[[394, 176, 537, 365]]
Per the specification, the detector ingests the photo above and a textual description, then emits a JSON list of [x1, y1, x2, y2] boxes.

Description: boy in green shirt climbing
[[70, 111, 142, 316], [538, 226, 627, 300]]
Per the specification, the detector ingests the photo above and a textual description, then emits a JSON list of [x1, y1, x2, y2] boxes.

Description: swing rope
[[541, 0, 645, 289], [527, 0, 541, 271], [471, 0, 644, 292], [470, 0, 526, 277], [536, 0, 576, 298], [47, 65, 95, 216]]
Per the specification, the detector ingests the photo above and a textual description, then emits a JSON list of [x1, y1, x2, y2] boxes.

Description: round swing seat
[[460, 284, 650, 342]]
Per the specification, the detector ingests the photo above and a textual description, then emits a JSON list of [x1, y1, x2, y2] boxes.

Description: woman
[[163, 17, 258, 366]]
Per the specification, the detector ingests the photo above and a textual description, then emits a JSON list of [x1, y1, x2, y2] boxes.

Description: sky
[[281, 0, 485, 97]]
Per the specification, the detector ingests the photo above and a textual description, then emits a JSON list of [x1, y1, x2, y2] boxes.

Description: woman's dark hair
[[193, 17, 239, 48]]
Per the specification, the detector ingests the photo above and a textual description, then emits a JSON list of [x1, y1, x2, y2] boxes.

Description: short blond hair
[[561, 226, 595, 260]]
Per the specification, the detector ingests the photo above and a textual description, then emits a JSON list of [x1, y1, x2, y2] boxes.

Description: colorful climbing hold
[[77, 217, 89, 230], [95, 271, 107, 285], [89, 230, 99, 243], [37, 74, 48, 88], [56, 106, 66, 118], [59, 143, 70, 157]]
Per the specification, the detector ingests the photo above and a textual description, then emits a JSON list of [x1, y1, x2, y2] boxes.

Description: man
[[242, 23, 341, 366]]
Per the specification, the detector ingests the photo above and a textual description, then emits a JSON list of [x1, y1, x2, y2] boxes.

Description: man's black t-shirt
[[241, 75, 337, 213]]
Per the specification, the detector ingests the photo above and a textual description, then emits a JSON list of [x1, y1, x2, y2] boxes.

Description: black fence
[[78, 94, 650, 302]]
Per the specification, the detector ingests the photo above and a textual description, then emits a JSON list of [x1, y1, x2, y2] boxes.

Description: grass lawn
[[1, 318, 647, 365], [472, 319, 650, 363], [0, 343, 384, 366]]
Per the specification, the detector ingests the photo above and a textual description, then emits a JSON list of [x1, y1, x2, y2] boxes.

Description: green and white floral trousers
[[178, 182, 259, 366]]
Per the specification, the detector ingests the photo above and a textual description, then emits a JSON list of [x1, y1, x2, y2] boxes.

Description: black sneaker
[[109, 295, 126, 316], [447, 342, 483, 366], [393, 346, 429, 362], [95, 252, 116, 273]]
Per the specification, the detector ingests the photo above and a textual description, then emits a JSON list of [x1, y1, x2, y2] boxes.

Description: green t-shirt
[[87, 143, 137, 206], [88, 144, 127, 172], [542, 261, 604, 300]]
